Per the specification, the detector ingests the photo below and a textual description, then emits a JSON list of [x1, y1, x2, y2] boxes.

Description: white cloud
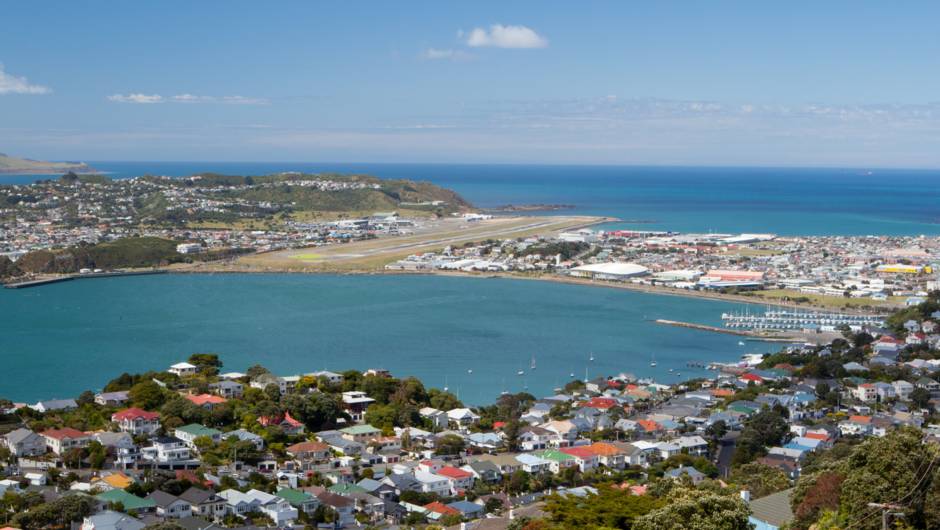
[[107, 93, 165, 103], [417, 48, 481, 63], [0, 61, 52, 95], [465, 24, 548, 48], [107, 93, 270, 105]]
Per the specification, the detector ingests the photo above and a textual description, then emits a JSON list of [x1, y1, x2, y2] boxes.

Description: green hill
[[0, 152, 98, 175]]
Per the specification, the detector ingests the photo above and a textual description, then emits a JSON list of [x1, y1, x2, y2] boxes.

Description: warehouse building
[[568, 263, 649, 280]]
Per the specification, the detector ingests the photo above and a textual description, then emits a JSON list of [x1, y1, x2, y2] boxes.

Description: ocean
[[1, 273, 762, 404], [2, 162, 940, 236]]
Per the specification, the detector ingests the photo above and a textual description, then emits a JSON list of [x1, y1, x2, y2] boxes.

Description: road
[[716, 431, 740, 478]]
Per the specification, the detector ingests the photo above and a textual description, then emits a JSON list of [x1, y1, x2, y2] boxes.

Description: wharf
[[653, 319, 752, 336], [4, 270, 167, 289]]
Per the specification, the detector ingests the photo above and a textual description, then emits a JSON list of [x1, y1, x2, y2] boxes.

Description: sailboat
[[531, 355, 536, 370], [524, 380, 528, 390], [517, 362, 524, 376], [554, 378, 562, 393], [570, 366, 574, 378], [651, 354, 657, 367], [590, 350, 594, 362], [738, 341, 745, 346], [501, 378, 509, 395], [444, 376, 449, 393]]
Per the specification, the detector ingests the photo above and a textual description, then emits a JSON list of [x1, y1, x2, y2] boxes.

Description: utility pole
[[867, 503, 904, 530]]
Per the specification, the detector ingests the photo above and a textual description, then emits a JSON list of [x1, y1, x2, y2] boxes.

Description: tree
[[704, 420, 728, 441], [485, 497, 504, 513], [792, 471, 845, 526], [263, 383, 282, 402], [128, 380, 166, 411], [77, 390, 96, 406], [911, 387, 931, 407], [728, 463, 791, 499], [839, 426, 940, 530], [192, 436, 215, 455], [360, 468, 374, 480], [632, 487, 752, 530], [246, 364, 271, 380], [815, 382, 830, 400], [502, 420, 523, 451], [303, 392, 343, 431], [749, 411, 788, 446], [544, 483, 659, 529], [188, 353, 222, 373]]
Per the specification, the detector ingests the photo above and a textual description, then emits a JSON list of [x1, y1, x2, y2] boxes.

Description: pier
[[4, 270, 167, 289], [653, 319, 753, 336]]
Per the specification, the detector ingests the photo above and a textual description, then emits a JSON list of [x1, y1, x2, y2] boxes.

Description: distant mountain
[[0, 152, 98, 175]]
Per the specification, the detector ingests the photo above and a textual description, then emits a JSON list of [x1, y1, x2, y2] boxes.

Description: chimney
[[741, 489, 750, 503], [509, 509, 515, 520]]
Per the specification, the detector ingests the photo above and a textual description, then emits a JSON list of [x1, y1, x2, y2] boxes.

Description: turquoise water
[[3, 163, 940, 236], [1, 274, 762, 404]]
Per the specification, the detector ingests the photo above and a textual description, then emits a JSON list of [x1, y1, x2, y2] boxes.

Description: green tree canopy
[[246, 364, 271, 380], [544, 482, 660, 529], [729, 462, 791, 499], [632, 487, 752, 530]]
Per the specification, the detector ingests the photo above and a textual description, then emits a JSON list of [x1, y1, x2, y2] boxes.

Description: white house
[[674, 436, 709, 456], [413, 470, 451, 496], [41, 427, 89, 456], [419, 407, 450, 429], [31, 399, 78, 413], [893, 381, 915, 401], [168, 362, 198, 377], [219, 489, 298, 525], [446, 408, 481, 426], [112, 408, 161, 436], [144, 437, 191, 462]]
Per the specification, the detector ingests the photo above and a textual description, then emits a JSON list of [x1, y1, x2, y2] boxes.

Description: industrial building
[[568, 263, 648, 280]]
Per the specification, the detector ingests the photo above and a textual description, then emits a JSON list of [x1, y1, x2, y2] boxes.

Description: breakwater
[[3, 270, 167, 289], [654, 319, 753, 336]]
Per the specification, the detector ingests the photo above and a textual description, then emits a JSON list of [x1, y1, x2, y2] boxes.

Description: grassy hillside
[[0, 153, 98, 175], [142, 172, 476, 214]]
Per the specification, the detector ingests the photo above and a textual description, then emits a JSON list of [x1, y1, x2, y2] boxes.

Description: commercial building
[[568, 263, 649, 280]]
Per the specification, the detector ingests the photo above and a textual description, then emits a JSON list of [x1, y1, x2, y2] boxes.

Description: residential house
[[435, 466, 475, 494], [31, 399, 78, 413], [540, 420, 579, 446], [342, 392, 376, 422], [184, 394, 227, 410], [839, 415, 874, 436], [535, 450, 578, 474], [250, 373, 287, 395], [94, 490, 156, 515], [92, 433, 142, 466], [871, 382, 897, 400], [446, 408, 481, 426], [516, 426, 553, 451], [413, 470, 451, 496], [223, 429, 264, 451], [95, 391, 131, 407], [419, 407, 450, 429], [219, 489, 298, 524], [286, 441, 331, 461], [340, 425, 382, 443], [849, 384, 878, 403], [41, 427, 89, 456], [112, 408, 161, 436], [168, 362, 198, 377], [917, 378, 940, 390], [174, 425, 223, 449], [179, 488, 227, 519], [674, 436, 709, 456], [146, 491, 193, 519], [208, 381, 243, 399], [1, 428, 46, 457], [665, 465, 706, 485], [514, 454, 552, 475], [259, 412, 305, 435], [312, 491, 355, 526], [80, 510, 146, 530], [893, 381, 915, 401], [447, 500, 486, 520], [144, 437, 191, 462], [460, 460, 502, 484], [588, 442, 626, 470], [366, 436, 402, 455], [610, 441, 650, 468], [558, 447, 600, 472], [274, 489, 320, 516], [477, 454, 523, 474]]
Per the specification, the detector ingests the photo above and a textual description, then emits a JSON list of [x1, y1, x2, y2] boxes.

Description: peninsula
[[0, 152, 98, 175]]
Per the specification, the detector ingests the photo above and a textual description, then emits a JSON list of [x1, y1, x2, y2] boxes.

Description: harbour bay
[[2, 273, 765, 404]]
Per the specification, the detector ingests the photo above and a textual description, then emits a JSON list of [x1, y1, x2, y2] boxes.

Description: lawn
[[751, 289, 903, 308]]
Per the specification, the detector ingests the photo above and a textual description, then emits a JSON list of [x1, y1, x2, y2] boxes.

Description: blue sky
[[2, 1, 939, 166]]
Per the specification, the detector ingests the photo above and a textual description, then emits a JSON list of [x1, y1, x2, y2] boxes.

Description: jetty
[[653, 319, 753, 336], [4, 270, 167, 290], [721, 309, 884, 331]]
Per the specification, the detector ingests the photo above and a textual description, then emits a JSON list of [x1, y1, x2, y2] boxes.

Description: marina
[[721, 309, 885, 331]]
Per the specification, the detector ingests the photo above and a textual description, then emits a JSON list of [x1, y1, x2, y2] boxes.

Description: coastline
[[167, 266, 872, 312]]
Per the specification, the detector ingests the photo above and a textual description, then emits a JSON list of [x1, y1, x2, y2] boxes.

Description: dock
[[4, 270, 167, 289], [653, 319, 753, 336]]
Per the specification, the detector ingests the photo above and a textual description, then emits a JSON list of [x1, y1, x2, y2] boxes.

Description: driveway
[[716, 431, 740, 478]]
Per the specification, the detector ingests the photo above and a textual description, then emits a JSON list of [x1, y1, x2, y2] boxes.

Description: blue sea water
[[1, 273, 762, 404], [3, 162, 940, 236]]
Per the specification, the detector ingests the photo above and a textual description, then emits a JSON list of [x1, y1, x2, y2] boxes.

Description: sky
[[1, 1, 939, 167]]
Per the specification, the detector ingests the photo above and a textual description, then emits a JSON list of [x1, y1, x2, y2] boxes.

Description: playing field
[[290, 254, 326, 259]]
